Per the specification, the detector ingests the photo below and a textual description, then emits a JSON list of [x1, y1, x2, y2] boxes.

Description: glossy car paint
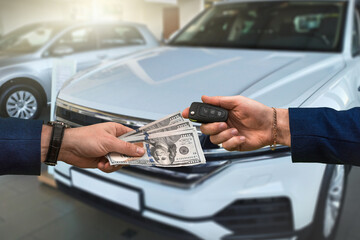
[[58, 48, 345, 118]]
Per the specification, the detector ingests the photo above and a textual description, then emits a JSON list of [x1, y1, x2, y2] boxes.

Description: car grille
[[56, 106, 134, 127], [121, 160, 229, 188], [215, 197, 293, 238]]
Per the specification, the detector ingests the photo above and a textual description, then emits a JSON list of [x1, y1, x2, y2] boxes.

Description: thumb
[[182, 107, 190, 118], [108, 138, 145, 157], [201, 95, 238, 110]]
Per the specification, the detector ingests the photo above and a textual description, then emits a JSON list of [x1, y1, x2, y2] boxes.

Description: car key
[[188, 102, 228, 123]]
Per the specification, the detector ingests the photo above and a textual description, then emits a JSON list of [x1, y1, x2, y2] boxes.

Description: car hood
[[58, 47, 345, 120]]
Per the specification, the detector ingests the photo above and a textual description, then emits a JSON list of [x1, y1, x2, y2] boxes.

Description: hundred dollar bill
[[147, 121, 193, 134], [107, 129, 205, 167], [119, 111, 186, 140], [122, 121, 194, 141]]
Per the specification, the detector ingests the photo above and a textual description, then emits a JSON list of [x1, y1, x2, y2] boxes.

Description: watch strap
[[44, 121, 69, 166]]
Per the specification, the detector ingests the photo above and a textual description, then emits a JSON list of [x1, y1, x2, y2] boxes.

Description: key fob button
[[200, 107, 209, 117], [210, 109, 216, 116]]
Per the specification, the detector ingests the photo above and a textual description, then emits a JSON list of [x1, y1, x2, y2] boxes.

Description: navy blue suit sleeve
[[0, 118, 43, 175], [289, 107, 360, 166]]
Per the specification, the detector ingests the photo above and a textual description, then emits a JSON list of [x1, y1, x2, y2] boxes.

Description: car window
[[98, 25, 145, 49], [353, 8, 360, 56], [0, 24, 62, 53], [54, 26, 97, 53], [170, 1, 347, 52]]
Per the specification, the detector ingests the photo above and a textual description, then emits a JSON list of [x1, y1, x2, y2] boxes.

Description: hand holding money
[[107, 112, 206, 167]]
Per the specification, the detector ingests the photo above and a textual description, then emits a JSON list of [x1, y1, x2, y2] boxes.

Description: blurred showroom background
[[0, 0, 219, 41], [1, 0, 360, 240]]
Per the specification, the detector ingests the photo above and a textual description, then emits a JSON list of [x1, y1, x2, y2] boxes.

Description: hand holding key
[[183, 95, 290, 151]]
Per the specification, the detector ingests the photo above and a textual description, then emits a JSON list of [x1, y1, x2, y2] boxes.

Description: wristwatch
[[44, 121, 71, 166]]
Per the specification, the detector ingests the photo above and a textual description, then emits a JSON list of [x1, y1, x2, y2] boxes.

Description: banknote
[[122, 121, 194, 141], [119, 111, 186, 140], [107, 128, 205, 167]]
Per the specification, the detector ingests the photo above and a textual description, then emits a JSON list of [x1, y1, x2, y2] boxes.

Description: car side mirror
[[51, 45, 74, 56]]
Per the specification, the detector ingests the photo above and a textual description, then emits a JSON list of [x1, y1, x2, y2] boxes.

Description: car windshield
[[170, 1, 347, 52], [0, 23, 64, 53]]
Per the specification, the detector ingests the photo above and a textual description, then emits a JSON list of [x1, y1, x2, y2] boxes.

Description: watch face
[[47, 121, 70, 128], [44, 161, 57, 166]]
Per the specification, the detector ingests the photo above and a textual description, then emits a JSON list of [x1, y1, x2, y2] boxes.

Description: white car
[[54, 0, 360, 239]]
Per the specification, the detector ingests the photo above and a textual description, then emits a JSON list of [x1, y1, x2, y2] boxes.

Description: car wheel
[[0, 84, 43, 119], [309, 165, 348, 240]]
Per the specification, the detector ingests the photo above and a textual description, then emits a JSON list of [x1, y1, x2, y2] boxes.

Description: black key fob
[[189, 102, 228, 123]]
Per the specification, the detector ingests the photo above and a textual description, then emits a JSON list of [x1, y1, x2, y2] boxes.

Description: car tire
[[308, 164, 349, 240], [0, 84, 43, 119]]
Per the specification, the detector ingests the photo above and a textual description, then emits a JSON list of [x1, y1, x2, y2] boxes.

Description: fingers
[[221, 136, 246, 151], [199, 120, 246, 151], [201, 95, 221, 106], [108, 138, 145, 157], [182, 107, 190, 118], [200, 122, 228, 135], [209, 128, 239, 145], [201, 95, 238, 110], [98, 160, 124, 173]]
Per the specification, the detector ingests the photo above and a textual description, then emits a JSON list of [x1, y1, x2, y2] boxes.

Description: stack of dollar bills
[[106, 112, 206, 167]]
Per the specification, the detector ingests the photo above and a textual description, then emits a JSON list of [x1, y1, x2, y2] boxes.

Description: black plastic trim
[[54, 169, 71, 180], [145, 206, 212, 222]]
